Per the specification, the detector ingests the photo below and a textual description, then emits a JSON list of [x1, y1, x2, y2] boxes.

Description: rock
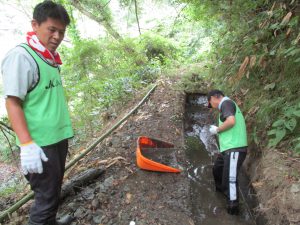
[[92, 210, 104, 223], [82, 187, 95, 200], [99, 176, 114, 193], [111, 137, 122, 148], [93, 215, 103, 224], [291, 184, 300, 193], [86, 214, 93, 221], [67, 202, 77, 211], [74, 207, 84, 218], [91, 198, 100, 209]]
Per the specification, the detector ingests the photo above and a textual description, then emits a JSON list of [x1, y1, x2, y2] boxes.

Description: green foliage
[[176, 64, 209, 93], [268, 102, 300, 152], [177, 0, 300, 154], [0, 178, 26, 198], [77, 0, 113, 23], [60, 36, 167, 141], [0, 117, 17, 162], [140, 32, 180, 64]]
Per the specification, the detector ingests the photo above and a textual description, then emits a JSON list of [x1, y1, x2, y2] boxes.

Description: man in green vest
[[1, 1, 74, 224], [207, 90, 248, 215]]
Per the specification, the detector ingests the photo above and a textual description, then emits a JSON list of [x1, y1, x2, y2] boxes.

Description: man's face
[[208, 96, 220, 109], [32, 18, 66, 53]]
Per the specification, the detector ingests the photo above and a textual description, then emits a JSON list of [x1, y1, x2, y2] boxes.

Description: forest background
[[0, 0, 299, 213]]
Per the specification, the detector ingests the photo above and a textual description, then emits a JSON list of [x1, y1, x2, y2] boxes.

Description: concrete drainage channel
[[184, 93, 266, 225]]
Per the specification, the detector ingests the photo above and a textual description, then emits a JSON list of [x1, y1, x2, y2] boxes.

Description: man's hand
[[20, 141, 48, 175], [209, 125, 219, 135]]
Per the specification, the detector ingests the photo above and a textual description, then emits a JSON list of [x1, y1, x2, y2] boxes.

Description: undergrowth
[[179, 0, 300, 155]]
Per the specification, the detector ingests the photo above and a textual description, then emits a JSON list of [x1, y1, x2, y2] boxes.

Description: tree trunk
[[134, 0, 141, 35]]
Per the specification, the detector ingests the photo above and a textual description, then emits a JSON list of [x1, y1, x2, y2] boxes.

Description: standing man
[[1, 1, 74, 224], [207, 90, 247, 215]]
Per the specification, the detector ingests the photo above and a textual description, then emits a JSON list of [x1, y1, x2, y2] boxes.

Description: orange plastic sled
[[136, 136, 181, 173]]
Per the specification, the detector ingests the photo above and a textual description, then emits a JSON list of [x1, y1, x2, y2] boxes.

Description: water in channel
[[184, 94, 258, 225]]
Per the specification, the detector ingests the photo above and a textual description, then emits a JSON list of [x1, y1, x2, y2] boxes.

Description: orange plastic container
[[136, 136, 181, 173]]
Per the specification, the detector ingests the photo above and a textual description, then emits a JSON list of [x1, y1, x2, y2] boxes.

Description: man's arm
[[5, 96, 32, 144], [217, 116, 235, 133]]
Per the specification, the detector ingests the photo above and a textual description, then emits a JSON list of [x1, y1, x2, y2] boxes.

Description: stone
[[291, 183, 300, 193]]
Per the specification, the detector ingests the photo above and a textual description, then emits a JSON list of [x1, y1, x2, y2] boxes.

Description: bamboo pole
[[0, 84, 157, 223]]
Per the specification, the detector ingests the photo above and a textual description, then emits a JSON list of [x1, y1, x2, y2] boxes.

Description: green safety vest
[[218, 100, 247, 152], [17, 44, 74, 146]]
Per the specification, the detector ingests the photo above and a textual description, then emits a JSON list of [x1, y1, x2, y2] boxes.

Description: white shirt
[[1, 45, 55, 101]]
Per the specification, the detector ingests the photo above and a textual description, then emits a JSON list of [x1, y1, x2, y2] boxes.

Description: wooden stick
[[0, 84, 157, 222]]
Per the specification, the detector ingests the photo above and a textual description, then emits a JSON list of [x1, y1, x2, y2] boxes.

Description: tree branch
[[0, 121, 13, 132], [69, 0, 123, 41]]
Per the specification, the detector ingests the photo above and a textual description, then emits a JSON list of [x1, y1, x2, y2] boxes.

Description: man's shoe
[[56, 215, 75, 225], [215, 186, 223, 192], [227, 201, 239, 215]]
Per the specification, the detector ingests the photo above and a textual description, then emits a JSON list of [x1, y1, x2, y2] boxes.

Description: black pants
[[212, 149, 246, 205], [25, 140, 68, 225]]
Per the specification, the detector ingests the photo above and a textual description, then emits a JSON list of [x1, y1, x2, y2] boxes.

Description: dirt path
[[56, 78, 192, 225]]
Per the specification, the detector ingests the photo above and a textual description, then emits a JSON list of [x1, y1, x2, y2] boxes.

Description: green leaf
[[294, 58, 300, 63], [283, 107, 296, 117], [284, 46, 296, 54], [284, 118, 297, 131], [269, 50, 276, 56], [272, 119, 285, 127], [264, 82, 276, 90], [268, 129, 286, 148], [286, 48, 300, 57], [267, 129, 277, 136], [295, 142, 300, 154], [269, 23, 280, 29], [268, 139, 276, 148], [276, 129, 286, 140], [293, 110, 300, 117]]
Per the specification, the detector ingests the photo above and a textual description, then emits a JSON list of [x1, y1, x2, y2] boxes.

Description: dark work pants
[[25, 140, 68, 225], [213, 149, 246, 205]]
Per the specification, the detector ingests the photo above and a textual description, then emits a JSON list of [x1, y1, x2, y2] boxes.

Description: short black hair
[[33, 1, 70, 26], [207, 89, 224, 108]]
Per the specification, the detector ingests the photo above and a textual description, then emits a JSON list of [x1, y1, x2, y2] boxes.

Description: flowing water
[[184, 94, 264, 225]]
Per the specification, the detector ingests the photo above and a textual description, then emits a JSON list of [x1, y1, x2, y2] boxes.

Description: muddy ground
[[2, 76, 300, 225]]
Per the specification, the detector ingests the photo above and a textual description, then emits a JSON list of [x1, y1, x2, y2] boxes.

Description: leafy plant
[[268, 102, 300, 151]]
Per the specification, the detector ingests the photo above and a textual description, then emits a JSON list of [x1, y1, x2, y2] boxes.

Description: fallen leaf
[[264, 82, 276, 90], [236, 56, 250, 80], [125, 193, 132, 204], [286, 28, 292, 38], [259, 56, 267, 69], [249, 55, 256, 68], [281, 12, 292, 25], [293, 32, 300, 45], [252, 181, 264, 188], [248, 106, 259, 116], [188, 218, 195, 225], [246, 71, 250, 79], [270, 2, 276, 12]]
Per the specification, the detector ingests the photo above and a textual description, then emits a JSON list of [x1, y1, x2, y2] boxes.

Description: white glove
[[20, 142, 48, 175], [209, 125, 219, 135]]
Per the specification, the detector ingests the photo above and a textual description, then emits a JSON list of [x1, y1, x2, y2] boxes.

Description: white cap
[[129, 221, 136, 225]]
